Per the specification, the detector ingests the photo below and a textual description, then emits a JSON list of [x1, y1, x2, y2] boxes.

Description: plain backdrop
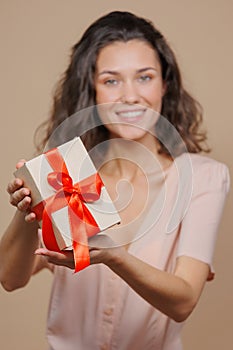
[[0, 1, 232, 349]]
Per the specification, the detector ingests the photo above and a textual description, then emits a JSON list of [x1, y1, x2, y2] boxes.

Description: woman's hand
[[34, 248, 75, 269], [7, 159, 36, 223], [88, 234, 125, 266], [34, 235, 125, 270]]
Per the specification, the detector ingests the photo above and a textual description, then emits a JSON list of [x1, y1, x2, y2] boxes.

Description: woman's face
[[94, 39, 166, 141]]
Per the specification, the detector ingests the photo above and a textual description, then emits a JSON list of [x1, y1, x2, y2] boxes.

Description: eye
[[138, 75, 152, 83], [104, 78, 118, 86]]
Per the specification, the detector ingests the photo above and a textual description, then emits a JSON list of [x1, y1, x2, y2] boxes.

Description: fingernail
[[35, 248, 47, 255]]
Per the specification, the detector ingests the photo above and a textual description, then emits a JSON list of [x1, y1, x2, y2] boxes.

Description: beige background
[[0, 1, 232, 349]]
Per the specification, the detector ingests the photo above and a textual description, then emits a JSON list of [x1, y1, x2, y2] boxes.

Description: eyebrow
[[97, 67, 157, 76]]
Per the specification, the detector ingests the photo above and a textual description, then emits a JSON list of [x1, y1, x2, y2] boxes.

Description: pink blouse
[[46, 153, 230, 350]]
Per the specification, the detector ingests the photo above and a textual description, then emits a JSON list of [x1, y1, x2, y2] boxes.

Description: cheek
[[95, 87, 111, 104], [146, 85, 164, 110], [95, 84, 121, 105], [96, 104, 111, 125]]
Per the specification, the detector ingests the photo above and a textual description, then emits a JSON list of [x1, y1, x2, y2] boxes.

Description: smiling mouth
[[115, 109, 146, 121]]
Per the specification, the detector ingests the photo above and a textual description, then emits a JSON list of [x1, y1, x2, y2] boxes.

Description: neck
[[99, 134, 172, 181]]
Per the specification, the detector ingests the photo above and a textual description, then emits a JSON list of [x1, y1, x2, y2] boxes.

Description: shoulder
[[186, 153, 227, 168], [177, 153, 230, 194]]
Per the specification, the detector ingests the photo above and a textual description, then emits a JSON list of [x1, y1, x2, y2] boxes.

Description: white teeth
[[117, 110, 144, 118]]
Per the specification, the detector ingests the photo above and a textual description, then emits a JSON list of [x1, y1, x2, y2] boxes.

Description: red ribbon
[[32, 147, 103, 272]]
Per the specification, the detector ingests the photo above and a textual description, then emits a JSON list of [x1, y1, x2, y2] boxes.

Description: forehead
[[96, 39, 160, 70]]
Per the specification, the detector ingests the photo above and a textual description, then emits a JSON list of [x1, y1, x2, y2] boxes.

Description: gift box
[[14, 137, 121, 272]]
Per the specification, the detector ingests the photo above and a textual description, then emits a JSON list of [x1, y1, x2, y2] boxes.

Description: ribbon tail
[[73, 239, 90, 273], [68, 207, 90, 272], [42, 208, 60, 252]]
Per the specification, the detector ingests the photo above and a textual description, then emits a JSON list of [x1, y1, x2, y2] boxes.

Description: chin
[[110, 126, 148, 141]]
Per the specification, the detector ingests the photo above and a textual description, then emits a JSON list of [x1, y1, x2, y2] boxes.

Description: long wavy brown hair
[[35, 11, 209, 156]]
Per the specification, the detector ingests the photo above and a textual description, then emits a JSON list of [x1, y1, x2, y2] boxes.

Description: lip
[[115, 108, 147, 122]]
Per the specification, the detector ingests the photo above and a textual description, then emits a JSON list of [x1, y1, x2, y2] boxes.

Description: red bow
[[32, 147, 103, 272]]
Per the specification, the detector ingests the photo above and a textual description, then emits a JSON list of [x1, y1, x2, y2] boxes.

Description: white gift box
[[14, 137, 121, 250]]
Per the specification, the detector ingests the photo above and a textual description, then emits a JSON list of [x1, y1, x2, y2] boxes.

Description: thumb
[[16, 159, 26, 169]]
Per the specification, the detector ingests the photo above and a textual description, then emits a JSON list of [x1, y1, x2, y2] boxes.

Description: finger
[[10, 187, 31, 206], [25, 212, 37, 223], [89, 249, 102, 265], [17, 196, 32, 211], [35, 248, 54, 256], [35, 248, 74, 268], [88, 234, 105, 247], [34, 248, 68, 259], [7, 178, 24, 194], [88, 234, 114, 249], [16, 159, 26, 169]]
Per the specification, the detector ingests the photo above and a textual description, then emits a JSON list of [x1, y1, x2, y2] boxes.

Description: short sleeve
[[177, 158, 230, 280]]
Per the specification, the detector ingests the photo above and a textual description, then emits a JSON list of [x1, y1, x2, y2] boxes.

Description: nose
[[120, 81, 140, 104]]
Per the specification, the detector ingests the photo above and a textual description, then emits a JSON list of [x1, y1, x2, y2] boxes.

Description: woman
[[0, 11, 230, 350]]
